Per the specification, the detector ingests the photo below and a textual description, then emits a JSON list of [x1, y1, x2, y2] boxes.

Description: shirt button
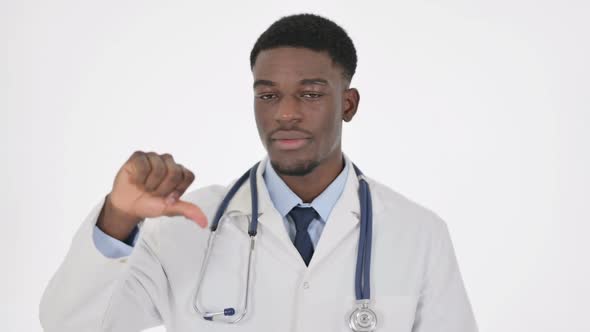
[[303, 282, 310, 289]]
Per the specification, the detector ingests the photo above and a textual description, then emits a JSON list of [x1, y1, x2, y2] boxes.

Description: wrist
[[96, 193, 144, 241]]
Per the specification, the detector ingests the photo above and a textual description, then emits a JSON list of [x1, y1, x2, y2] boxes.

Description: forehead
[[252, 47, 342, 84]]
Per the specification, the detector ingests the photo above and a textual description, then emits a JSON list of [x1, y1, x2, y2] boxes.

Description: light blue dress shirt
[[93, 158, 349, 258], [262, 159, 349, 248]]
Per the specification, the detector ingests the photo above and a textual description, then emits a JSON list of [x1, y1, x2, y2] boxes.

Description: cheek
[[253, 109, 267, 139], [313, 105, 342, 148], [327, 97, 343, 129]]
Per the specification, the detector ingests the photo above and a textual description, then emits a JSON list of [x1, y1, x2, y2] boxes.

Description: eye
[[257, 93, 277, 101], [301, 92, 323, 99]]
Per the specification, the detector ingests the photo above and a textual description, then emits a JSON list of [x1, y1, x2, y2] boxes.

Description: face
[[252, 47, 359, 176]]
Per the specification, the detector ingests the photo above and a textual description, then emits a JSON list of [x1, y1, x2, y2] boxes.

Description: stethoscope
[[192, 161, 377, 332]]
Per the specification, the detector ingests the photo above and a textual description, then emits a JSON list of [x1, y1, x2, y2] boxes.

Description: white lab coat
[[40, 157, 478, 332]]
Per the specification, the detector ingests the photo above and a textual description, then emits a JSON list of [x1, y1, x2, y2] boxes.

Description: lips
[[270, 130, 311, 140], [272, 138, 310, 150], [270, 131, 311, 151]]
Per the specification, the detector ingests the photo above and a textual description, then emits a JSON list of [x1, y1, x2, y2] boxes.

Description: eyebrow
[[253, 79, 276, 89], [300, 78, 329, 86], [253, 78, 330, 89]]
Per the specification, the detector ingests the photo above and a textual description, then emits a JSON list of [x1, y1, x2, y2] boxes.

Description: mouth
[[269, 130, 312, 151], [271, 138, 311, 151]]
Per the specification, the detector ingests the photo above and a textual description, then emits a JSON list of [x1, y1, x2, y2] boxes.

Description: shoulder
[[364, 176, 449, 236]]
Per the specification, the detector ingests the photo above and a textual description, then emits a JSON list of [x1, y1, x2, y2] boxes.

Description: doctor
[[40, 13, 478, 332]]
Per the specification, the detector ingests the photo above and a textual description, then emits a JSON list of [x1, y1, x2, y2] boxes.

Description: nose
[[274, 95, 302, 124]]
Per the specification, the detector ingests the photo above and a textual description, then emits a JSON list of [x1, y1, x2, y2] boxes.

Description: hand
[[97, 151, 207, 241]]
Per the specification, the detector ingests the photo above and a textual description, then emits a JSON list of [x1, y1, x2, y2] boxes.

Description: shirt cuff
[[92, 225, 139, 258]]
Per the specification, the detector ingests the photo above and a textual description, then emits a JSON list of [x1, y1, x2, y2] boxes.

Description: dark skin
[[252, 47, 360, 202]]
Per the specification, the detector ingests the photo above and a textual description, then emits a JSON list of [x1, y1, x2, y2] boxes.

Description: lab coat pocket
[[371, 295, 418, 332]]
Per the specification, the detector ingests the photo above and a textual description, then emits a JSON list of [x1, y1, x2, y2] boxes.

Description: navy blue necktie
[[288, 207, 318, 266]]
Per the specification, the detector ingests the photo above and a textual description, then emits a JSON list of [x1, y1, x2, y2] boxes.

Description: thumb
[[163, 199, 208, 228]]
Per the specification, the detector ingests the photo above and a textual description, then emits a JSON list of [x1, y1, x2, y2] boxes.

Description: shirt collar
[[262, 157, 350, 222]]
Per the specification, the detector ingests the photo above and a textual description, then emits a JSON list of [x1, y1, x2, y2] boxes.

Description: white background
[[1, 0, 589, 331]]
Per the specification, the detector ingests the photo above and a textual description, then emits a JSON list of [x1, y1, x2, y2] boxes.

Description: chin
[[270, 157, 320, 177]]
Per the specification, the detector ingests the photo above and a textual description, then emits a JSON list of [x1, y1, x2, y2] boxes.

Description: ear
[[342, 88, 360, 122]]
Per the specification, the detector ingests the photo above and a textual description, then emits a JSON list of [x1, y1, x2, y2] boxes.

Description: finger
[[163, 200, 208, 228], [173, 164, 195, 196], [127, 151, 151, 186], [144, 152, 167, 192], [154, 155, 184, 197]]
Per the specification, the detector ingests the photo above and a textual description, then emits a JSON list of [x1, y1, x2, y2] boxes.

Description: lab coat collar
[[308, 155, 361, 268], [223, 154, 370, 269]]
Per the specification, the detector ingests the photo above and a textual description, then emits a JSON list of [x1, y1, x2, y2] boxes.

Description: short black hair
[[250, 13, 357, 82]]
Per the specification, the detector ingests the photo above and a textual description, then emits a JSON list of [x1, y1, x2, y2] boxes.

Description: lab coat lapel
[[224, 159, 304, 265], [308, 157, 361, 269]]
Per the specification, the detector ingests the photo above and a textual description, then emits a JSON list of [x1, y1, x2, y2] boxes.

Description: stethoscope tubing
[[194, 161, 374, 326]]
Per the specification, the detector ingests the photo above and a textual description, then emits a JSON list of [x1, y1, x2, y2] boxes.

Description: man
[[40, 13, 478, 331]]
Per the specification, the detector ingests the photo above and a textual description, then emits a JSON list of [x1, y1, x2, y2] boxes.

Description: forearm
[[40, 196, 163, 331]]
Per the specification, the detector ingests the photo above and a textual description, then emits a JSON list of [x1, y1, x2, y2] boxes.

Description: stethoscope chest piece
[[348, 300, 377, 332]]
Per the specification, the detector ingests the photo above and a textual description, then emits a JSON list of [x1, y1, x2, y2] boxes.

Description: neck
[[278, 151, 345, 203]]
